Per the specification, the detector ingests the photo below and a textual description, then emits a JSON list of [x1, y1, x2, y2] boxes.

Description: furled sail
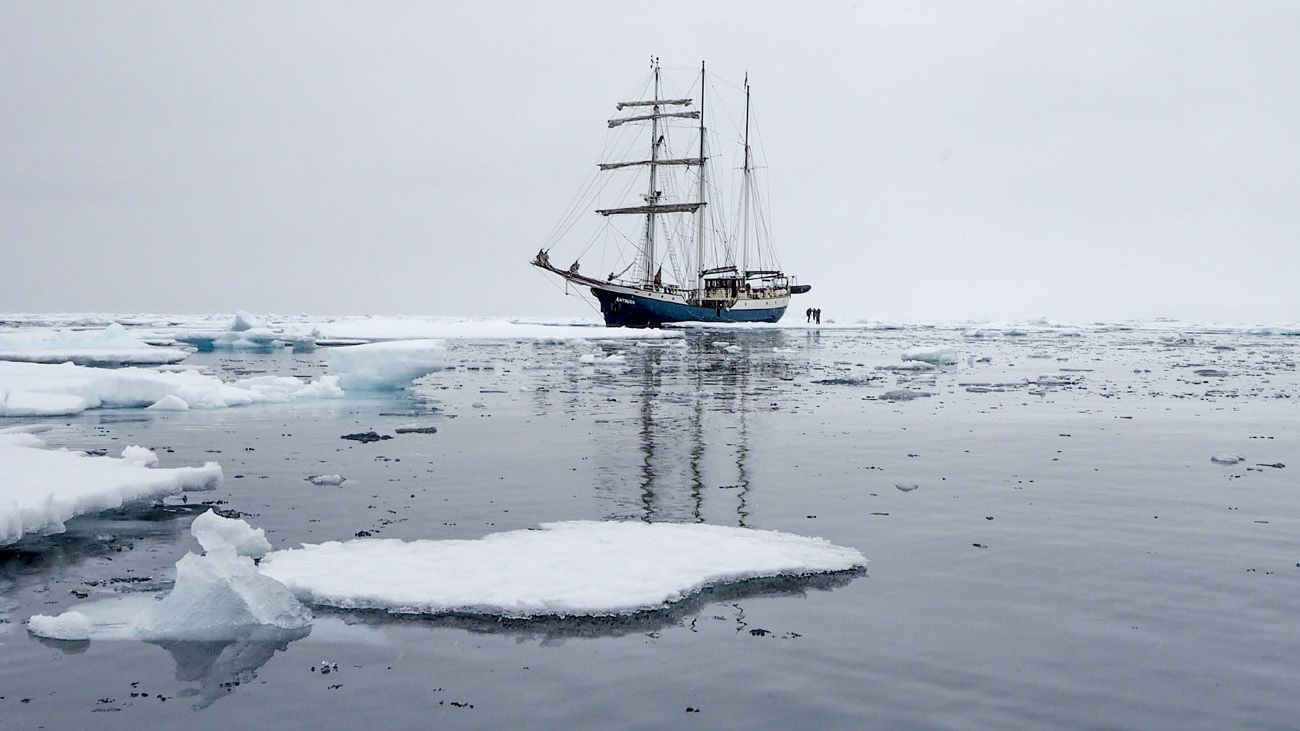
[[595, 202, 706, 217], [608, 110, 700, 128], [598, 157, 704, 171]]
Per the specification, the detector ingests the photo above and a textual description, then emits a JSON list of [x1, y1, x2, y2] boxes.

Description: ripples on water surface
[[1, 324, 1297, 729]]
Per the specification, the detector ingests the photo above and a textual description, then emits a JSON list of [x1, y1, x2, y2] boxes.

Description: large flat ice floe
[[260, 521, 866, 618], [0, 431, 222, 545], [0, 360, 343, 417], [0, 322, 188, 366]]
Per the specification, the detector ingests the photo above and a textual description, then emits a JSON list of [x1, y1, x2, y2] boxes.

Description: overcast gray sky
[[2, 1, 1296, 323]]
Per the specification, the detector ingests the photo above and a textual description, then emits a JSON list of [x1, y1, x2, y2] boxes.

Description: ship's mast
[[645, 59, 662, 285], [740, 73, 751, 281], [695, 61, 707, 298]]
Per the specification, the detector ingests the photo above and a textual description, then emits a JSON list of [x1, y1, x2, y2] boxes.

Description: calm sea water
[[2, 325, 1297, 730]]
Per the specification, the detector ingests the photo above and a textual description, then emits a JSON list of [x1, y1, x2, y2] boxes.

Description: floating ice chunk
[[2, 389, 89, 416], [231, 310, 266, 332], [1032, 374, 1083, 386], [27, 611, 91, 641], [0, 323, 188, 366], [191, 509, 272, 559], [261, 520, 865, 619], [328, 340, 446, 390], [306, 474, 347, 486], [0, 360, 341, 417], [902, 347, 959, 365], [175, 311, 319, 352], [880, 389, 933, 401], [136, 548, 312, 641], [0, 433, 222, 545], [879, 362, 936, 372], [120, 445, 159, 467], [148, 394, 190, 411], [579, 352, 626, 366], [1210, 454, 1244, 465]]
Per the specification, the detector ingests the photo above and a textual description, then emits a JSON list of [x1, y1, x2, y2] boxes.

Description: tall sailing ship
[[532, 59, 810, 328]]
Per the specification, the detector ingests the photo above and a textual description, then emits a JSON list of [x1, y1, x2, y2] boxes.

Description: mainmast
[[695, 61, 707, 298]]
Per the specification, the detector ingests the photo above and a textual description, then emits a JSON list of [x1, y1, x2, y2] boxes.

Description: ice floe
[[902, 347, 959, 365], [136, 511, 312, 641], [0, 322, 188, 366], [260, 520, 865, 619], [174, 311, 319, 352], [327, 339, 446, 390], [27, 611, 92, 641], [0, 360, 343, 417], [0, 432, 222, 545]]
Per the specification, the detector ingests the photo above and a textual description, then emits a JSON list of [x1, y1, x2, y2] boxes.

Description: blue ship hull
[[591, 286, 786, 328]]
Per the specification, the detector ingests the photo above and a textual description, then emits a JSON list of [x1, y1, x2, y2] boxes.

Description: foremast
[[597, 57, 707, 296]]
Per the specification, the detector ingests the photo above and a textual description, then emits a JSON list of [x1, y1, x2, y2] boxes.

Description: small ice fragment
[[394, 425, 438, 435], [136, 547, 312, 641], [902, 347, 958, 365], [28, 611, 92, 641], [1210, 454, 1244, 465], [147, 394, 190, 411], [191, 509, 272, 559], [306, 474, 347, 486], [881, 389, 933, 401], [120, 445, 159, 467]]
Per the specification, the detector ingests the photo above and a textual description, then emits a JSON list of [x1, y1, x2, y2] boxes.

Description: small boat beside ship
[[532, 59, 809, 328]]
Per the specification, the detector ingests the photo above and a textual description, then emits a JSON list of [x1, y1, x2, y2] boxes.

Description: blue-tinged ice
[[136, 511, 311, 641]]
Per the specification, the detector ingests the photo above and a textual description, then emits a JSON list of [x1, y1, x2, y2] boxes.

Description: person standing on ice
[[806, 307, 812, 322]]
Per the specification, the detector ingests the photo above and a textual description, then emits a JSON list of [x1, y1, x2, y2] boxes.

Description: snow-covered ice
[[902, 347, 959, 365], [0, 432, 222, 545], [0, 323, 188, 366], [135, 511, 311, 641], [0, 360, 343, 417], [328, 339, 446, 390], [27, 611, 92, 641], [260, 520, 865, 619]]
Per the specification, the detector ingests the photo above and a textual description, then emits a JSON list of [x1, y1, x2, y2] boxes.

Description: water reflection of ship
[[595, 329, 795, 524]]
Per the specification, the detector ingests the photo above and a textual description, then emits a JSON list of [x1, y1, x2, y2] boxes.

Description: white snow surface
[[135, 511, 312, 641], [328, 339, 446, 390], [307, 316, 684, 343], [27, 611, 92, 641], [260, 520, 866, 618], [0, 323, 188, 366], [0, 433, 222, 545], [191, 509, 272, 559], [0, 360, 343, 417]]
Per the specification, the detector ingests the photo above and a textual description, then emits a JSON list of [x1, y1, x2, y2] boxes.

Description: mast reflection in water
[[570, 329, 798, 525]]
